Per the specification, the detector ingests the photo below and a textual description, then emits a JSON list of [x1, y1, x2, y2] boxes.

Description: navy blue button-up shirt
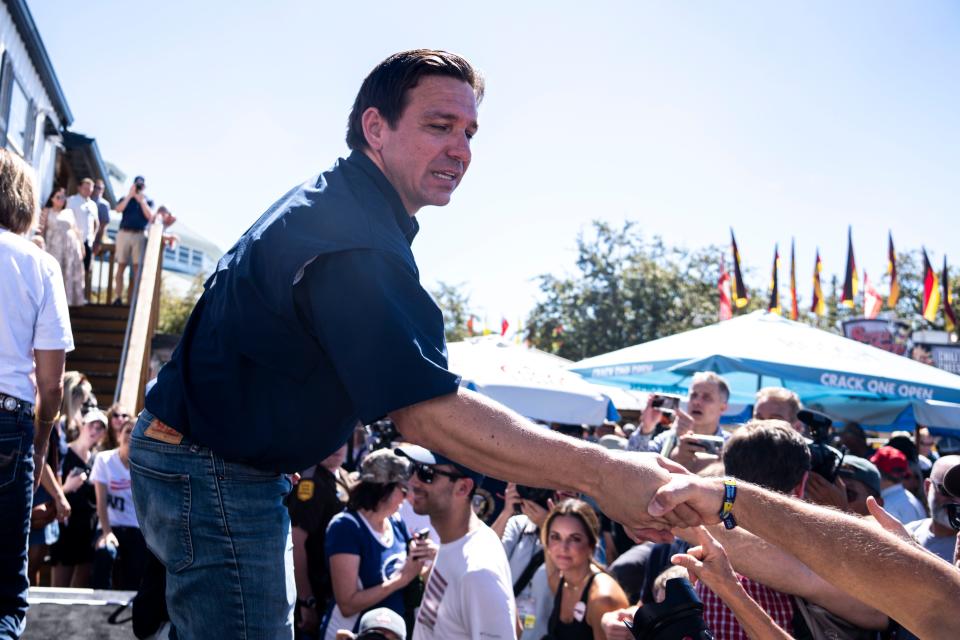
[[145, 152, 461, 472]]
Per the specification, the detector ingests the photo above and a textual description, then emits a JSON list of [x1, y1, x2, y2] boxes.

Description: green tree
[[525, 221, 729, 360], [156, 274, 204, 336], [431, 281, 474, 342]]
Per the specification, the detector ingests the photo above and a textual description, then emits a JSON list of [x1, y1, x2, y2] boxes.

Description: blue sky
[[30, 1, 959, 327]]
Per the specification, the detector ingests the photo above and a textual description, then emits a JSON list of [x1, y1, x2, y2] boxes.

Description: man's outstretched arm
[[650, 476, 960, 639], [390, 388, 699, 536], [674, 524, 887, 630]]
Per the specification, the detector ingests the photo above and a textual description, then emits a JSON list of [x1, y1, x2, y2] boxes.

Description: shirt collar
[[347, 150, 419, 244]]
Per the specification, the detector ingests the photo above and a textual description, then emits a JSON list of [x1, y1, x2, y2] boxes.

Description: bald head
[[931, 455, 960, 485]]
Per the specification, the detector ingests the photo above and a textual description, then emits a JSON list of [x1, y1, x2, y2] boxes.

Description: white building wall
[[0, 2, 63, 202]]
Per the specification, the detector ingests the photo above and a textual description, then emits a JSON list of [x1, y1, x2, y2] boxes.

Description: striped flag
[[768, 244, 782, 315], [500, 317, 509, 337], [840, 227, 858, 309], [789, 239, 799, 320], [944, 256, 957, 334], [887, 232, 899, 308], [811, 249, 825, 316], [863, 271, 882, 319], [719, 257, 733, 321], [922, 248, 940, 323], [730, 229, 749, 308]]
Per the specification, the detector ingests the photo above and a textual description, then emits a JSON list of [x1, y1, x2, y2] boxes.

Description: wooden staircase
[[67, 218, 165, 411], [66, 304, 129, 403]]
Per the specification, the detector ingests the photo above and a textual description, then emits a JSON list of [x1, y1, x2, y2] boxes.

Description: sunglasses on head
[[413, 463, 463, 484]]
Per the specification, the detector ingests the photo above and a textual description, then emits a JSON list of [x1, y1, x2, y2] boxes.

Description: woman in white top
[[0, 148, 73, 635], [90, 420, 148, 590], [38, 187, 84, 306]]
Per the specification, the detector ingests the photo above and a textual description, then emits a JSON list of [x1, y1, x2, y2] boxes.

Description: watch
[[297, 596, 317, 609]]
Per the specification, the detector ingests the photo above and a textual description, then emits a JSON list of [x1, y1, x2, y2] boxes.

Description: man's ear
[[361, 107, 387, 151], [925, 477, 932, 494]]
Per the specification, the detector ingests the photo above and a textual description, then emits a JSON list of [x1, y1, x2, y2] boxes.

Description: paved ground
[[23, 589, 137, 639]]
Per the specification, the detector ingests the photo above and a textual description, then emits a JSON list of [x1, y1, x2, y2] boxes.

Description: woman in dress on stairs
[[38, 187, 85, 306]]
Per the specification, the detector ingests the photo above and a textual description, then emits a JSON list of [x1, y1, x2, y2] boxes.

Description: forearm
[[291, 527, 313, 599], [392, 388, 608, 497], [336, 579, 404, 617], [491, 507, 513, 539], [95, 484, 112, 535], [684, 525, 886, 629], [114, 197, 129, 213], [733, 481, 960, 637], [40, 463, 65, 500], [714, 581, 792, 640]]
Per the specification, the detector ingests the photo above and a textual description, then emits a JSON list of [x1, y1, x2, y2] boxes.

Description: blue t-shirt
[[119, 196, 153, 230], [144, 152, 461, 472], [322, 510, 409, 631], [95, 197, 111, 226]]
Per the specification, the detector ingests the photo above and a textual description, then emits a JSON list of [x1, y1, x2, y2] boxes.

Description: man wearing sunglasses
[[397, 445, 516, 640], [904, 455, 960, 563]]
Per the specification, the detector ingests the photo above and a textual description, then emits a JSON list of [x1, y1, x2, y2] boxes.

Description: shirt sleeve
[[89, 452, 106, 484], [460, 569, 517, 640], [34, 255, 74, 351], [324, 513, 363, 558], [296, 249, 461, 424], [501, 515, 524, 557]]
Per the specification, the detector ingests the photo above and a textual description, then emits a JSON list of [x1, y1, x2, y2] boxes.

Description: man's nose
[[447, 132, 471, 165]]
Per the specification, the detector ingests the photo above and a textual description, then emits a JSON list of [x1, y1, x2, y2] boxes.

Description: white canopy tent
[[446, 337, 622, 426]]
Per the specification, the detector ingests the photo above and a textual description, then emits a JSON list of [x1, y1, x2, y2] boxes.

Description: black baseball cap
[[133, 175, 145, 186]]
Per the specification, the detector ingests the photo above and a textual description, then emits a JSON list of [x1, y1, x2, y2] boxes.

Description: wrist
[[297, 596, 317, 609]]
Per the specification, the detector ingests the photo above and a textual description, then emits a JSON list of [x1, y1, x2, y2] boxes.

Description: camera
[[651, 394, 681, 427], [366, 419, 401, 452], [515, 485, 554, 509], [946, 504, 960, 531], [798, 409, 846, 482], [627, 578, 714, 639]]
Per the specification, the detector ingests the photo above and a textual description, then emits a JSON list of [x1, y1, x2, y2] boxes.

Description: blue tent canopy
[[570, 311, 960, 426]]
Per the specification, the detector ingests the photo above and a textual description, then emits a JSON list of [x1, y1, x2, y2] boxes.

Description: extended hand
[[648, 472, 724, 528], [804, 473, 849, 511], [595, 451, 705, 543], [670, 526, 739, 596]]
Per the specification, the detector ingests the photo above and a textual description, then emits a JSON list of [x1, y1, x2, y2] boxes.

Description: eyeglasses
[[413, 463, 463, 484], [112, 413, 130, 420]]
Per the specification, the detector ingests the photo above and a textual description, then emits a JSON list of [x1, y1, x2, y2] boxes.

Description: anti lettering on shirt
[[416, 567, 449, 632]]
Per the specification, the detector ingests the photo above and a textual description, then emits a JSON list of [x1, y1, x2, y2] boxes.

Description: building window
[[178, 246, 190, 263], [164, 247, 176, 262], [191, 249, 203, 267], [5, 78, 30, 157]]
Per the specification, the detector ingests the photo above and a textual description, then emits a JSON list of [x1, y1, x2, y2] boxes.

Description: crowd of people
[[27, 173, 175, 307], [279, 374, 960, 640]]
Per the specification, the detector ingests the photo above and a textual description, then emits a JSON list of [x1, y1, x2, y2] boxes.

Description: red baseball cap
[[870, 445, 909, 479]]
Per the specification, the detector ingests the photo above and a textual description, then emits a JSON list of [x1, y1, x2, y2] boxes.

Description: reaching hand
[[640, 396, 663, 435], [670, 526, 739, 596], [804, 473, 849, 512], [520, 498, 552, 529], [600, 606, 638, 640], [864, 496, 916, 546], [595, 451, 707, 544], [647, 473, 724, 527]]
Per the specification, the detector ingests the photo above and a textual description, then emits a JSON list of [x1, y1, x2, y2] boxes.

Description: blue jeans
[[0, 409, 35, 640], [129, 410, 295, 639]]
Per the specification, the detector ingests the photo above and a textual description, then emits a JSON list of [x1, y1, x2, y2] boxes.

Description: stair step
[[72, 332, 126, 349], [69, 346, 123, 362], [69, 305, 130, 321], [71, 318, 128, 332], [65, 359, 119, 374]]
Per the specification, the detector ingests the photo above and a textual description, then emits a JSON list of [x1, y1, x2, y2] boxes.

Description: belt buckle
[[2, 396, 18, 412]]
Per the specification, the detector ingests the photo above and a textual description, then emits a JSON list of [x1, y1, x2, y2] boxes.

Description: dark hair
[[723, 419, 811, 494], [348, 480, 399, 512], [0, 149, 37, 234], [346, 49, 484, 151], [43, 187, 65, 210]]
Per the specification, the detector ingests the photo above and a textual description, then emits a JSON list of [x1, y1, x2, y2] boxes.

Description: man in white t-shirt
[[0, 148, 73, 639], [906, 455, 960, 564], [397, 445, 516, 640], [66, 178, 100, 274]]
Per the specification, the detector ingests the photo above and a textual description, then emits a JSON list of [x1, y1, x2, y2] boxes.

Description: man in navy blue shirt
[[112, 176, 154, 304], [129, 49, 700, 639]]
